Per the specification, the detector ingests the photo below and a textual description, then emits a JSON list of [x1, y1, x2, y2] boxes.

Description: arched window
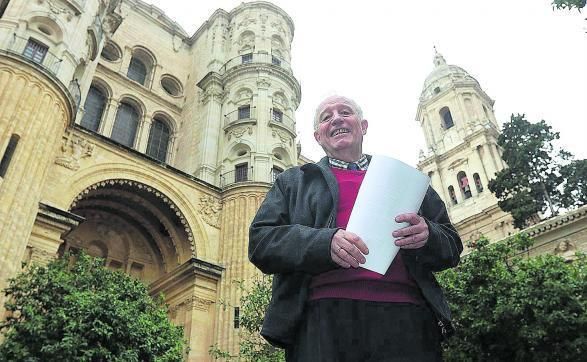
[[473, 173, 483, 193], [440, 106, 454, 129], [80, 85, 106, 132], [448, 186, 458, 205], [127, 56, 147, 85], [146, 117, 170, 162], [111, 102, 139, 147], [457, 171, 472, 199]]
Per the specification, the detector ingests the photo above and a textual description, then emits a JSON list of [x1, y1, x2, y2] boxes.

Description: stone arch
[[271, 146, 292, 167], [117, 94, 146, 116], [26, 15, 64, 43], [63, 164, 210, 261], [232, 86, 253, 106], [151, 110, 178, 134], [272, 90, 289, 110], [90, 77, 113, 99], [127, 46, 157, 87]]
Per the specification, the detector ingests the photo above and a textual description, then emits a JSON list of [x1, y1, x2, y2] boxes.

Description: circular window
[[160, 75, 183, 97], [101, 41, 121, 62]]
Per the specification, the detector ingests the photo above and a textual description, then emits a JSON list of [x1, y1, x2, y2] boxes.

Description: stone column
[[196, 74, 223, 184], [0, 56, 71, 311], [100, 98, 119, 137], [135, 114, 152, 152], [214, 186, 268, 355]]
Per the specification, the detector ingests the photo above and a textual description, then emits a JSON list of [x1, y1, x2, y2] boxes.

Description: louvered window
[[235, 163, 248, 182], [111, 103, 139, 147], [80, 86, 106, 132], [146, 118, 170, 162], [23, 39, 48, 64], [238, 105, 251, 120]]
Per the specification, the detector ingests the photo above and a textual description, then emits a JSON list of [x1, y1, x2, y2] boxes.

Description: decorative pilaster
[[196, 73, 224, 184]]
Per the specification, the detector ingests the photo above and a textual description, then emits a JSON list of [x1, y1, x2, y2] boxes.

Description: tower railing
[[220, 166, 254, 188], [269, 108, 295, 132], [2, 33, 63, 76], [224, 106, 257, 128], [217, 52, 292, 75]]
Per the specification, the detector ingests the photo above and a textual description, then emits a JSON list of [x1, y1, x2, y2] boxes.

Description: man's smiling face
[[314, 97, 368, 161]]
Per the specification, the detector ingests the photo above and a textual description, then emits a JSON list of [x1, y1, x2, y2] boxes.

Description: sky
[[143, 0, 587, 166]]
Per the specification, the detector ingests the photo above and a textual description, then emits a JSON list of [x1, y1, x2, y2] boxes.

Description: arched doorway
[[60, 179, 194, 284]]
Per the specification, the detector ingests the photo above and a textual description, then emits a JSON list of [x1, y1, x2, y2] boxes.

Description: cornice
[[222, 63, 301, 100], [524, 205, 587, 238]]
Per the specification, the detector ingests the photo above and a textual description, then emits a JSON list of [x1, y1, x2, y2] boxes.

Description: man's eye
[[321, 115, 331, 122]]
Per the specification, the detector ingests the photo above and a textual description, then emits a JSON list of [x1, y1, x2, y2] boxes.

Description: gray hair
[[313, 95, 363, 130]]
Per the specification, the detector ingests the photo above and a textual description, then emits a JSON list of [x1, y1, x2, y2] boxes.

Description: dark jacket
[[249, 156, 463, 348]]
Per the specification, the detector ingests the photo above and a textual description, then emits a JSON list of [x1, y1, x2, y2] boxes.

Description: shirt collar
[[328, 154, 369, 171]]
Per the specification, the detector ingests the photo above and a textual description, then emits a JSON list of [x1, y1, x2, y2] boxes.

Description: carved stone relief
[[55, 131, 95, 171], [227, 126, 253, 141], [198, 195, 222, 228], [272, 129, 291, 146]]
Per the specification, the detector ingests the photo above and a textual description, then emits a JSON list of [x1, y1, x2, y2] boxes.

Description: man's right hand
[[330, 230, 369, 268]]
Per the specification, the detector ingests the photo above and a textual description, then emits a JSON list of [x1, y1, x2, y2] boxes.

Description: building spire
[[433, 46, 446, 67]]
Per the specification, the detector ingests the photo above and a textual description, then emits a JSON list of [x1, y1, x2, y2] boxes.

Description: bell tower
[[416, 50, 515, 243]]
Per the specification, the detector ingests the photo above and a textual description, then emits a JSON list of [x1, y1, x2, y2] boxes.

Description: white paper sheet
[[346, 155, 430, 274]]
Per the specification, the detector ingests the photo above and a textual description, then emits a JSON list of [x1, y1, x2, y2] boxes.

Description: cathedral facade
[[0, 0, 585, 360], [0, 0, 298, 359]]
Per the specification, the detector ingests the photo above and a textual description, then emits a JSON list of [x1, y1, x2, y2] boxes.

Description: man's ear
[[314, 130, 321, 145], [361, 119, 368, 135]]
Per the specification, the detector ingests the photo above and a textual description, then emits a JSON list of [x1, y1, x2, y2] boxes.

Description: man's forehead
[[318, 98, 354, 113]]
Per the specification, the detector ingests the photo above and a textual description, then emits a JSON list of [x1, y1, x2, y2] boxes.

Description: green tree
[[560, 159, 587, 208], [488, 114, 572, 228], [438, 235, 587, 361], [0, 253, 187, 361], [552, 0, 586, 10], [210, 277, 284, 362]]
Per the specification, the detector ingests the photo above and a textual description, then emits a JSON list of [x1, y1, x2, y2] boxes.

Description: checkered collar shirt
[[328, 154, 369, 171]]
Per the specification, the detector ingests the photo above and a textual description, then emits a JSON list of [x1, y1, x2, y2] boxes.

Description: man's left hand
[[392, 213, 429, 249]]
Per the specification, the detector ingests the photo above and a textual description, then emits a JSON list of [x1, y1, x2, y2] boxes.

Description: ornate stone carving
[[271, 21, 287, 36], [272, 129, 291, 146], [38, 0, 75, 21], [172, 296, 214, 312], [55, 131, 95, 171], [237, 17, 256, 29], [554, 239, 577, 261], [198, 195, 222, 228], [256, 78, 271, 89], [227, 126, 252, 140]]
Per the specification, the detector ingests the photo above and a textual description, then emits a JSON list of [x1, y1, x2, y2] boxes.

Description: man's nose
[[331, 112, 343, 125]]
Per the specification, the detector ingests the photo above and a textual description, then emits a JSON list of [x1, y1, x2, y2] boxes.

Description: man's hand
[[330, 230, 369, 268], [393, 213, 429, 249]]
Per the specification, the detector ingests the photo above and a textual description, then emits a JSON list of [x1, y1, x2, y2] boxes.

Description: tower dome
[[421, 50, 480, 101]]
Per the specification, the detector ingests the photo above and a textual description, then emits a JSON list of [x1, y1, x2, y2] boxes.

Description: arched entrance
[[61, 179, 194, 284]]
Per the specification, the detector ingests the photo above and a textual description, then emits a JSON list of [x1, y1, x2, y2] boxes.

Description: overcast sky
[[143, 0, 586, 166]]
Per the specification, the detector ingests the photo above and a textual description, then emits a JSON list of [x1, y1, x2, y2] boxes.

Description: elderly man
[[249, 95, 462, 361]]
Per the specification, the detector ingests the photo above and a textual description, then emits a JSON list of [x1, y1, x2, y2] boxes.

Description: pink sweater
[[308, 168, 424, 304]]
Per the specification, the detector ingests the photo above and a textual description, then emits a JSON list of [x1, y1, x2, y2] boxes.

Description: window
[[241, 53, 252, 64], [271, 55, 281, 66], [448, 186, 457, 205], [111, 102, 139, 147], [473, 173, 483, 193], [146, 118, 170, 162], [271, 166, 283, 183], [433, 86, 441, 94], [271, 108, 283, 122], [439, 107, 454, 129], [457, 171, 472, 199], [127, 56, 147, 85], [234, 307, 240, 329], [0, 134, 19, 178], [238, 105, 251, 120], [0, 0, 10, 18], [160, 75, 182, 96], [101, 41, 121, 62], [80, 86, 106, 132], [235, 163, 248, 183], [23, 38, 48, 64]]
